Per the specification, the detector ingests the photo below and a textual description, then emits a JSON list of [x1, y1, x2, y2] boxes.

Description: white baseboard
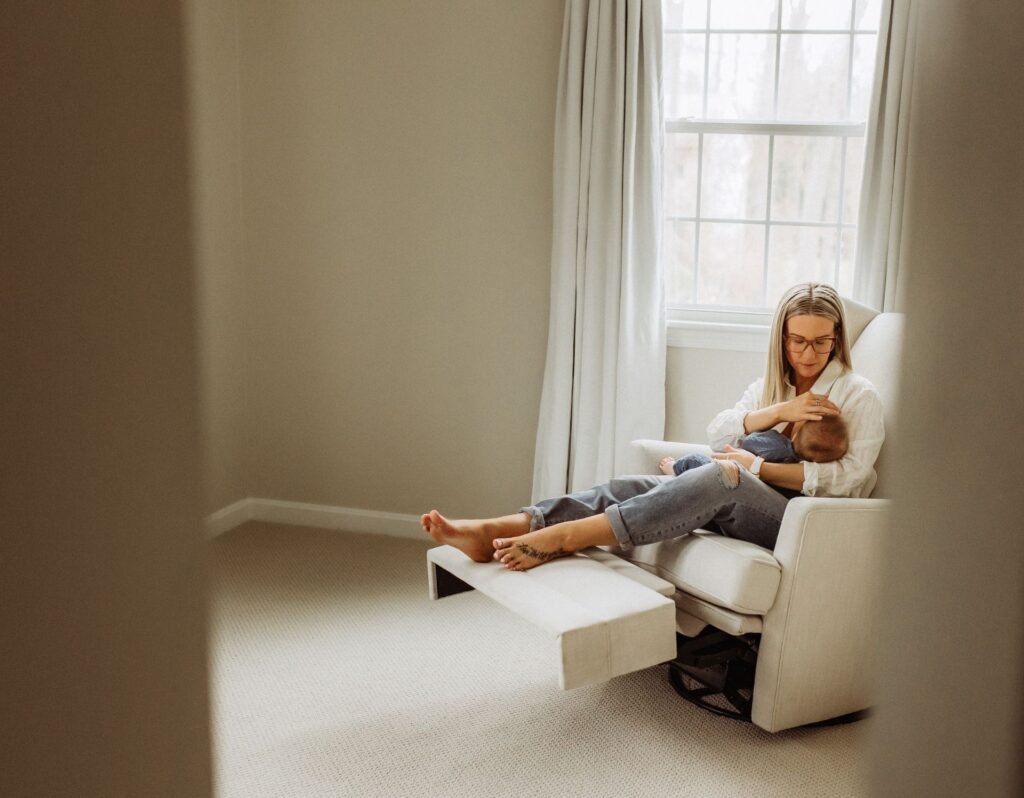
[[205, 498, 254, 539], [204, 497, 423, 541]]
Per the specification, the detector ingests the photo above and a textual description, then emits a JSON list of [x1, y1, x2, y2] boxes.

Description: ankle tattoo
[[515, 543, 570, 562]]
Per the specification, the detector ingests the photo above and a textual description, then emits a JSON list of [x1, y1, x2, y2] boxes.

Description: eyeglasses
[[784, 335, 837, 354]]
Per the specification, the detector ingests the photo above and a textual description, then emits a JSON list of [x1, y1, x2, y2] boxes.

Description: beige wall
[[866, 2, 1024, 795], [187, 0, 253, 513], [666, 347, 764, 443], [193, 0, 754, 513], [1, 4, 212, 796], [190, 0, 760, 514], [234, 0, 562, 518]]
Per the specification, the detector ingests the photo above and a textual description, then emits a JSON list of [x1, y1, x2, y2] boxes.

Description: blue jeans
[[522, 462, 790, 551]]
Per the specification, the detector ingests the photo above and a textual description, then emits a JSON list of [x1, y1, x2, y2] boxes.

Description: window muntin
[[662, 0, 882, 313]]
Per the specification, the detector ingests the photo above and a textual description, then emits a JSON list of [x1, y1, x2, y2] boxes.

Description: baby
[[659, 415, 849, 481]]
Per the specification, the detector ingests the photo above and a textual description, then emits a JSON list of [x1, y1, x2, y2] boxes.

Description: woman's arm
[[710, 446, 805, 490], [743, 394, 841, 434], [741, 404, 782, 434], [707, 377, 840, 449], [759, 461, 805, 491]]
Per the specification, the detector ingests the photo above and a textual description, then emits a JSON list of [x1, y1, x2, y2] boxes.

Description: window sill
[[667, 319, 770, 352]]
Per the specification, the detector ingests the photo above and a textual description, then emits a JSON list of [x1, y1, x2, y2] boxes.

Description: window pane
[[771, 135, 842, 222], [665, 221, 697, 305], [683, 0, 709, 28], [777, 34, 849, 121], [850, 34, 878, 120], [698, 223, 765, 306], [766, 225, 838, 305], [782, 0, 853, 31], [664, 0, 685, 29], [706, 34, 776, 120], [702, 134, 769, 219], [710, 0, 777, 30], [843, 137, 865, 223], [664, 33, 705, 118], [837, 228, 856, 297], [663, 0, 708, 29], [855, 0, 883, 30], [661, 4, 880, 311], [665, 133, 700, 217]]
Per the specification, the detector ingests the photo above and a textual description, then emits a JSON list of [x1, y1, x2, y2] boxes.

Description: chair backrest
[[849, 312, 905, 498]]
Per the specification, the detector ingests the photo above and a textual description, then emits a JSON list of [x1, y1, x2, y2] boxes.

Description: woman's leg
[[609, 461, 789, 549], [420, 475, 667, 564], [495, 462, 790, 570], [420, 510, 532, 563]]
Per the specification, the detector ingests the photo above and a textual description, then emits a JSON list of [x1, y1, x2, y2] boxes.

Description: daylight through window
[[662, 0, 882, 313]]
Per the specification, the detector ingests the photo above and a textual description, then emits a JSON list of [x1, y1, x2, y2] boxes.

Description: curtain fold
[[532, 0, 665, 502], [853, 0, 919, 312]]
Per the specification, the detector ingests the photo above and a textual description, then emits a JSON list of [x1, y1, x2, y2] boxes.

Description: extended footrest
[[427, 544, 678, 690]]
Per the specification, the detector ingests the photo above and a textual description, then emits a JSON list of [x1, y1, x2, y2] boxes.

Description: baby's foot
[[658, 456, 676, 475], [419, 510, 494, 563], [492, 528, 573, 571]]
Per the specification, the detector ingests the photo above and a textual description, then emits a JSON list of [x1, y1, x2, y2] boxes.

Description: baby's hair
[[794, 415, 849, 463]]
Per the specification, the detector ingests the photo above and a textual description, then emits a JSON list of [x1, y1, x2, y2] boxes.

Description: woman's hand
[[776, 393, 841, 423], [711, 445, 756, 470]]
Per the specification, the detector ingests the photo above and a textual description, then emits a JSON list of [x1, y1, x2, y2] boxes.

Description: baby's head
[[793, 415, 849, 463]]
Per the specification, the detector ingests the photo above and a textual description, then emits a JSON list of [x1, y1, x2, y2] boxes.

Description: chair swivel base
[[667, 629, 872, 727]]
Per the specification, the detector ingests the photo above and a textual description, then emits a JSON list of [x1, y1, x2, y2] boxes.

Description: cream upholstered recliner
[[620, 300, 903, 733]]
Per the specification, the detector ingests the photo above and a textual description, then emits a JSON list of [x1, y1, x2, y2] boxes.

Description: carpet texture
[[208, 521, 870, 797]]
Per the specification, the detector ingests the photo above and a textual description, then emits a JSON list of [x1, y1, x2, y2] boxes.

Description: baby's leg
[[671, 453, 714, 476]]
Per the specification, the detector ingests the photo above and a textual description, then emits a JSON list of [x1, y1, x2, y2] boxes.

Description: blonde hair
[[762, 282, 853, 406]]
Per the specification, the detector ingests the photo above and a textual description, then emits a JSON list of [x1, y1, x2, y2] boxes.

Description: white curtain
[[853, 0, 920, 312], [531, 0, 665, 502]]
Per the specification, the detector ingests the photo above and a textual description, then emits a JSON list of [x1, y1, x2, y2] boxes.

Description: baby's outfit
[[672, 429, 801, 499]]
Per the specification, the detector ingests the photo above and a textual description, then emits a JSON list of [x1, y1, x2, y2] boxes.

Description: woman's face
[[784, 314, 837, 384]]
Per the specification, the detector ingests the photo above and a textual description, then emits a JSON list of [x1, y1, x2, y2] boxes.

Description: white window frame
[[663, 6, 879, 350]]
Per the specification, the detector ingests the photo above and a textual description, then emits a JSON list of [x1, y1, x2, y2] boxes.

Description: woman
[[420, 282, 885, 569]]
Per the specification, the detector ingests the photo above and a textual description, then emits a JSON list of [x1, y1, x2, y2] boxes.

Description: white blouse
[[706, 359, 886, 498]]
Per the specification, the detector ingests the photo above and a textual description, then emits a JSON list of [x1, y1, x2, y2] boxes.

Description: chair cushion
[[611, 531, 782, 615]]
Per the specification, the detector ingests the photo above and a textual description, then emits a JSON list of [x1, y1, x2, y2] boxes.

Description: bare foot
[[658, 456, 676, 475], [492, 527, 573, 571], [420, 510, 529, 564]]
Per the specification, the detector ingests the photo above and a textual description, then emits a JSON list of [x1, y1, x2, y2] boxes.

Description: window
[[662, 0, 883, 317]]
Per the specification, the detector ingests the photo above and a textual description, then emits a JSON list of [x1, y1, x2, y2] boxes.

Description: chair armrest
[[751, 496, 892, 732], [774, 497, 892, 563], [627, 439, 713, 475]]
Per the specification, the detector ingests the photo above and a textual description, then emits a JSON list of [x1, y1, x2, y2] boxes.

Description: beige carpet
[[208, 521, 870, 798]]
